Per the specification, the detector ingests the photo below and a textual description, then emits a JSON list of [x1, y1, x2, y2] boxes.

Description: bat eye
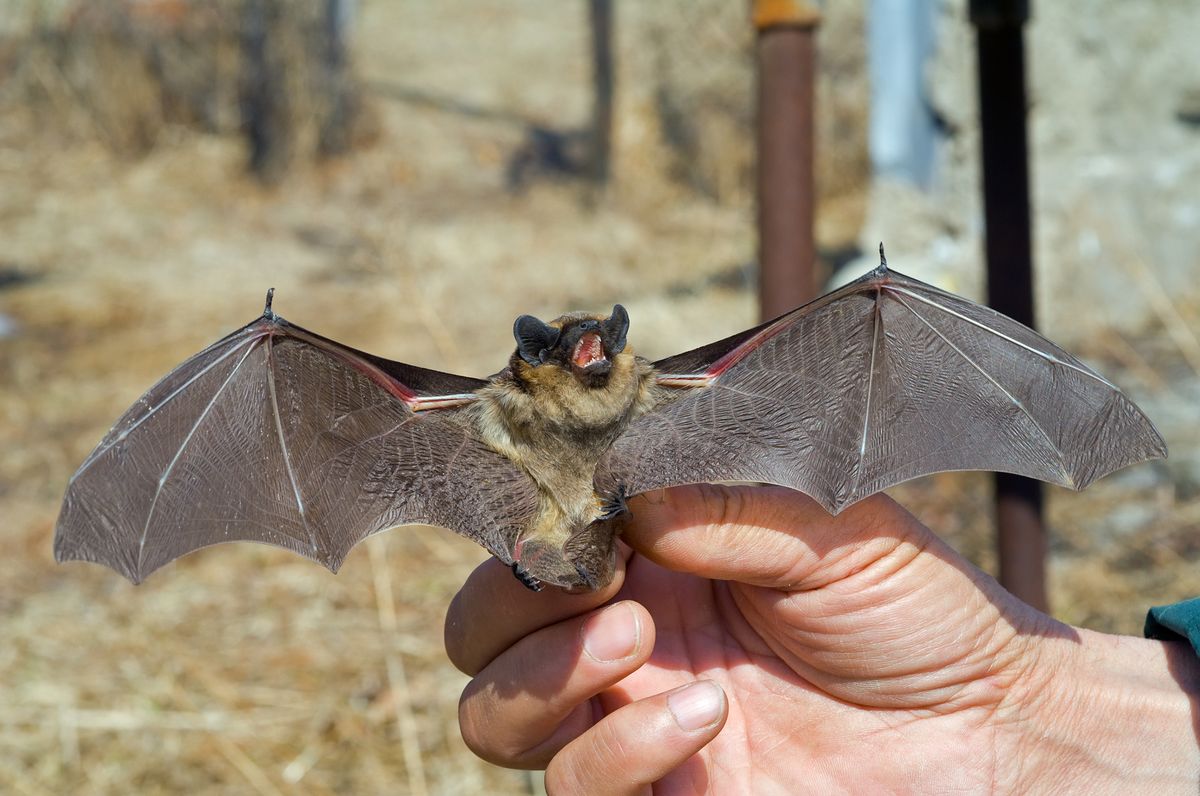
[[513, 315, 560, 366]]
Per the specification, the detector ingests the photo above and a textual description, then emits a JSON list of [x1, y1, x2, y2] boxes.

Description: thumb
[[622, 484, 936, 591]]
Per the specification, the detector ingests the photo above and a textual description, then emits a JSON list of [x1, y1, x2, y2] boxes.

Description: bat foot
[[598, 485, 629, 521], [511, 562, 543, 592]]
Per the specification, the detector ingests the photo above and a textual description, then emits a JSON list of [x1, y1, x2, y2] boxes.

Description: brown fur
[[468, 314, 663, 588]]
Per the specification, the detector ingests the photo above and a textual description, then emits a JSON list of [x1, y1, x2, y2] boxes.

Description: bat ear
[[604, 304, 629, 354], [513, 315, 561, 366]]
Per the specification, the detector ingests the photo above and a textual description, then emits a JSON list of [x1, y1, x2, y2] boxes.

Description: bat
[[54, 252, 1167, 592]]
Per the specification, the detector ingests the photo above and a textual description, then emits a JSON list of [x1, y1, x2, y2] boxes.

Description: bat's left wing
[[597, 265, 1167, 514]]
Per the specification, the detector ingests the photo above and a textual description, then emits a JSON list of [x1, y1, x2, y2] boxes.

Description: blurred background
[[1, 0, 1197, 792]]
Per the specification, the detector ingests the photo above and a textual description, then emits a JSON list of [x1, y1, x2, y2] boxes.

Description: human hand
[[445, 485, 1199, 794]]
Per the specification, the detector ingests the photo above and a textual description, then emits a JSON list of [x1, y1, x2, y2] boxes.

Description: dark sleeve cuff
[[1144, 597, 1200, 654]]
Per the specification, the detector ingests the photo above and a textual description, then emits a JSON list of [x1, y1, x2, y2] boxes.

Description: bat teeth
[[573, 333, 607, 368]]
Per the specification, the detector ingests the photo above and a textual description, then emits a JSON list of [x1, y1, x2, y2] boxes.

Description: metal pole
[[754, 0, 821, 321], [588, 0, 614, 185], [970, 0, 1047, 611], [317, 0, 359, 157]]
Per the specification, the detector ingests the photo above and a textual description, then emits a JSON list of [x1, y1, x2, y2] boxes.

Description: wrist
[[1008, 625, 1200, 793]]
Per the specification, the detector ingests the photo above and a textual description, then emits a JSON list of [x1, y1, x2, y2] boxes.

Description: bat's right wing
[[54, 296, 539, 583], [597, 265, 1166, 514]]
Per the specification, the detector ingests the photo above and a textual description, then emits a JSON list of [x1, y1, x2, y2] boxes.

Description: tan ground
[[1, 2, 1198, 794]]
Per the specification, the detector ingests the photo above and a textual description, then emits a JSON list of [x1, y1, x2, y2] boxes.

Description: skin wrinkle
[[800, 552, 1022, 785], [687, 524, 800, 587], [839, 707, 1002, 791], [711, 579, 778, 662], [727, 653, 844, 790], [1000, 625, 1090, 792], [727, 586, 829, 701], [457, 682, 499, 763], [596, 719, 636, 779], [548, 708, 639, 793], [821, 621, 994, 710], [726, 529, 1018, 715], [767, 523, 923, 620], [833, 547, 1023, 708], [767, 495, 915, 593], [675, 580, 705, 689], [819, 525, 926, 596], [518, 701, 597, 770]]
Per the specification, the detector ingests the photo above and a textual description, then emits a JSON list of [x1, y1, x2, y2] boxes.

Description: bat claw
[[511, 562, 543, 592], [599, 485, 629, 521]]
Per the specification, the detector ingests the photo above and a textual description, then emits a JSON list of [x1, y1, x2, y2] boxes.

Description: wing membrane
[[600, 267, 1166, 513], [55, 311, 538, 582]]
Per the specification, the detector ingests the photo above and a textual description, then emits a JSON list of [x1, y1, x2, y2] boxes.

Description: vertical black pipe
[[754, 1, 821, 320], [240, 0, 301, 183], [588, 0, 614, 185], [317, 0, 358, 157], [971, 0, 1047, 611]]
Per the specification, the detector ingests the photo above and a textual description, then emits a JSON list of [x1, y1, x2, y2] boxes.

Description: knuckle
[[545, 713, 631, 794], [456, 683, 492, 759], [458, 680, 541, 766]]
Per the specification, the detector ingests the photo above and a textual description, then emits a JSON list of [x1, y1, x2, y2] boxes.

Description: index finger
[[444, 547, 630, 676]]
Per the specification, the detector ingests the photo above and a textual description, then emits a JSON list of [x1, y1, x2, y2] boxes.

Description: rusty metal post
[[754, 0, 821, 321], [971, 0, 1047, 611]]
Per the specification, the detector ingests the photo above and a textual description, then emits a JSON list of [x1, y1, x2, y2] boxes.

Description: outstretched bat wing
[[54, 300, 539, 583], [599, 266, 1167, 513]]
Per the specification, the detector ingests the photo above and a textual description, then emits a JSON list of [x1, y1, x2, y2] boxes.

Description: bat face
[[513, 305, 629, 389], [53, 261, 1166, 593]]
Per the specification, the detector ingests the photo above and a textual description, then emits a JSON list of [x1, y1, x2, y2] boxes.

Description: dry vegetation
[[0, 1, 1197, 793]]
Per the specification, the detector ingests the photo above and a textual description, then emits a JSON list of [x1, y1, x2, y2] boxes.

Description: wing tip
[[823, 494, 851, 516], [322, 551, 346, 575], [52, 545, 146, 585], [1068, 438, 1170, 493]]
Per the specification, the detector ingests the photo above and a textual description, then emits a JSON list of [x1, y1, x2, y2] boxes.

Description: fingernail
[[581, 602, 641, 662], [667, 681, 725, 732]]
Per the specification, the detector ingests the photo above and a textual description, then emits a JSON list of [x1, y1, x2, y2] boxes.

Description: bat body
[[54, 257, 1167, 591], [468, 307, 660, 590]]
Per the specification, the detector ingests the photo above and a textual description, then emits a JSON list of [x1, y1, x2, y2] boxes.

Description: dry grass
[[1, 1, 1197, 793]]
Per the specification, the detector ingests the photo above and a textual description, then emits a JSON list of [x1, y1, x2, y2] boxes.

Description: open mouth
[[572, 332, 609, 371]]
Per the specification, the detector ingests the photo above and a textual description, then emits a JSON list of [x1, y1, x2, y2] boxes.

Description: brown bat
[[54, 255, 1167, 591]]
